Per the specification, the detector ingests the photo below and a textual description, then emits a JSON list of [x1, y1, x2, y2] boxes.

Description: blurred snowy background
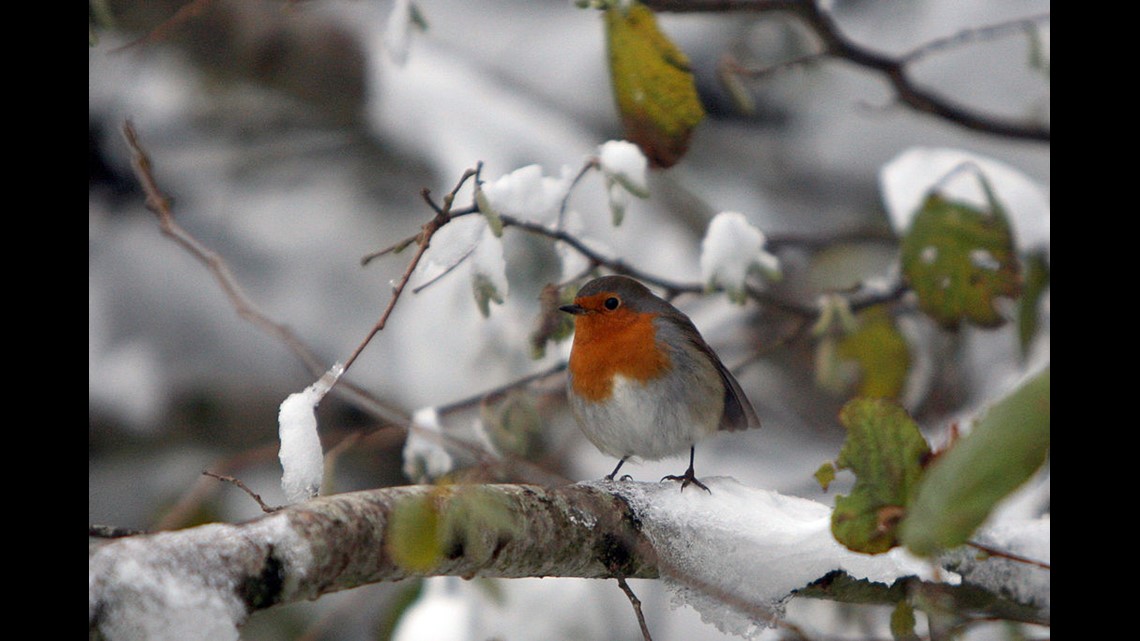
[[89, 0, 1049, 639]]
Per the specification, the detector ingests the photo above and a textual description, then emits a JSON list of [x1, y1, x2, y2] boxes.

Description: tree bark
[[89, 483, 657, 639]]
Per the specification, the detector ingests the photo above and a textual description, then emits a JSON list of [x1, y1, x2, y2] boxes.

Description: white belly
[[570, 374, 722, 461]]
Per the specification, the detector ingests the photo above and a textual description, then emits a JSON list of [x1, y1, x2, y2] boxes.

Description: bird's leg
[[605, 457, 629, 481], [662, 446, 711, 493]]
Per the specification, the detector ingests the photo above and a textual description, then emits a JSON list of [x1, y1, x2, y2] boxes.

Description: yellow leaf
[[836, 305, 910, 399], [605, 2, 705, 168]]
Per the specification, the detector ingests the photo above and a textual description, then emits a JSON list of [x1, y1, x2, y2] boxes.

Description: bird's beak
[[559, 303, 586, 315]]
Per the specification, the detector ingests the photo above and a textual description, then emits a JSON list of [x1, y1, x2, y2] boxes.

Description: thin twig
[[494, 213, 906, 317], [557, 158, 599, 231], [721, 49, 826, 81], [648, 0, 1050, 142], [360, 203, 480, 266], [794, 3, 1050, 142], [899, 13, 1051, 65], [120, 120, 408, 425], [967, 540, 1050, 570], [359, 235, 420, 265], [411, 243, 476, 294], [202, 471, 280, 513], [616, 578, 653, 641], [340, 169, 478, 373], [152, 442, 281, 531], [364, 186, 905, 322], [615, 530, 813, 639], [116, 136, 572, 497], [435, 362, 568, 415]]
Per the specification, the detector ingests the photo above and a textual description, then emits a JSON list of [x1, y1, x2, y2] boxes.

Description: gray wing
[[715, 358, 761, 432], [657, 311, 761, 432]]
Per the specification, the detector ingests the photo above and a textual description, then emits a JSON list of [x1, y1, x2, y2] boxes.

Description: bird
[[559, 275, 760, 492]]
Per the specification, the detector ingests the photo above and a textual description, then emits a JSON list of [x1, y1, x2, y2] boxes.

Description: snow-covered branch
[[89, 479, 1048, 640], [90, 483, 654, 641]]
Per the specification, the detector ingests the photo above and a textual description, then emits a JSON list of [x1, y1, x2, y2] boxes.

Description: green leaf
[[814, 462, 836, 491], [836, 305, 911, 400], [831, 399, 931, 554], [901, 367, 1050, 557], [604, 1, 705, 168], [385, 487, 520, 573], [899, 176, 1021, 328], [890, 601, 920, 641], [1017, 250, 1049, 356], [439, 488, 517, 567], [386, 494, 443, 572]]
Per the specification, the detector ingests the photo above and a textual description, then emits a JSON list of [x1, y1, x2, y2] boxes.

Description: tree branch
[[120, 120, 409, 426], [90, 483, 658, 639], [89, 481, 1049, 640], [642, 0, 1050, 142], [340, 169, 478, 373]]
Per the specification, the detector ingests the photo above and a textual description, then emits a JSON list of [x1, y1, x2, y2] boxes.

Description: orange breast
[[568, 310, 671, 402]]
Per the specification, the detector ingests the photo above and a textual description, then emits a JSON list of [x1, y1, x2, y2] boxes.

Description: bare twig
[[340, 168, 478, 373], [967, 540, 1050, 570], [411, 243, 476, 294], [435, 362, 568, 415], [152, 442, 282, 531], [116, 135, 574, 496], [360, 233, 424, 266], [557, 158, 600, 231], [363, 178, 906, 323], [120, 120, 408, 426], [899, 13, 1051, 66], [122, 121, 286, 347], [616, 578, 654, 641], [202, 470, 280, 513]]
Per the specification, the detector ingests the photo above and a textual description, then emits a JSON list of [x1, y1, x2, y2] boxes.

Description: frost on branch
[[614, 478, 938, 639], [699, 212, 780, 304], [89, 514, 310, 641], [278, 364, 343, 503], [943, 517, 1050, 617], [91, 482, 1050, 641]]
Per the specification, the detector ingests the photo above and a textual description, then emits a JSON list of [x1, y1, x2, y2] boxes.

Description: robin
[[559, 275, 761, 492]]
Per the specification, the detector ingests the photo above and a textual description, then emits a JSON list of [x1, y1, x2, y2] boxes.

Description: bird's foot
[[661, 469, 711, 493]]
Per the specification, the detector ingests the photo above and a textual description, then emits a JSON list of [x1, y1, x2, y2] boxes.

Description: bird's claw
[[661, 471, 711, 494]]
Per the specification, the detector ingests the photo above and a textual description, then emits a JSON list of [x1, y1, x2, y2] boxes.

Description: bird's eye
[[603, 296, 621, 310]]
